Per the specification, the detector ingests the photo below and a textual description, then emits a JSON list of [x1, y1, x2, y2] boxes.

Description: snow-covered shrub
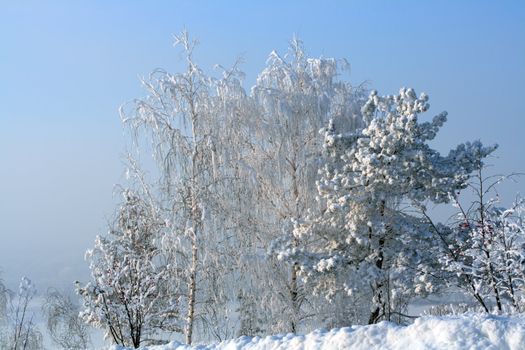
[[77, 189, 180, 348], [438, 172, 525, 313], [421, 303, 485, 316]]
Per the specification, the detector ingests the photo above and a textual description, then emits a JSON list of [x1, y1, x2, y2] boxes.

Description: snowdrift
[[112, 313, 525, 350]]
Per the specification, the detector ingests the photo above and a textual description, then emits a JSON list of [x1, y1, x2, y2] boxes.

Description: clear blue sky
[[0, 0, 524, 289]]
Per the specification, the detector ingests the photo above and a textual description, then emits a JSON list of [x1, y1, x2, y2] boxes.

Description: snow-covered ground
[[110, 313, 525, 350]]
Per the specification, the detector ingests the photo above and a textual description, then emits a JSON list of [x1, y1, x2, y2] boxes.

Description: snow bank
[[112, 313, 525, 350]]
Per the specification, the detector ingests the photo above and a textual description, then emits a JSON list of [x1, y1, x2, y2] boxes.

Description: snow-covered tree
[[282, 88, 496, 324], [120, 31, 250, 343], [120, 33, 370, 338], [437, 171, 525, 313], [42, 289, 90, 349], [77, 189, 179, 348], [0, 277, 6, 327], [238, 38, 366, 333], [0, 277, 43, 350]]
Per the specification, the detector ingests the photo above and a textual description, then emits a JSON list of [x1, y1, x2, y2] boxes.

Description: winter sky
[[0, 0, 524, 291]]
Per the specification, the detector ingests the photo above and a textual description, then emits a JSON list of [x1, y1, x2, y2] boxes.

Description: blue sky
[[0, 0, 524, 289]]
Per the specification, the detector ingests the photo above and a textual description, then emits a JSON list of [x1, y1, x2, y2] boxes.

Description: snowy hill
[[111, 313, 525, 350]]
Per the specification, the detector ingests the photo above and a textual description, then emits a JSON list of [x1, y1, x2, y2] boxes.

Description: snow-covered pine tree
[[77, 189, 179, 348], [282, 88, 496, 324]]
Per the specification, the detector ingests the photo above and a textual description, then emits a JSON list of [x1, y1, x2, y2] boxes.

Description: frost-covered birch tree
[[283, 88, 496, 324], [221, 38, 367, 333], [42, 289, 90, 349], [120, 31, 251, 343], [0, 277, 43, 350]]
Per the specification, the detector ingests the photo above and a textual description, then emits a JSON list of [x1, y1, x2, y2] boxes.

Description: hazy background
[[0, 0, 524, 293]]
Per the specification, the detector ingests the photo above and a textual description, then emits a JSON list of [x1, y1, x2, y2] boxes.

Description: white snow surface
[[110, 314, 525, 350]]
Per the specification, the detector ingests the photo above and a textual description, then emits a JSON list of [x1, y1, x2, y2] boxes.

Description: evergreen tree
[[282, 88, 496, 324]]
